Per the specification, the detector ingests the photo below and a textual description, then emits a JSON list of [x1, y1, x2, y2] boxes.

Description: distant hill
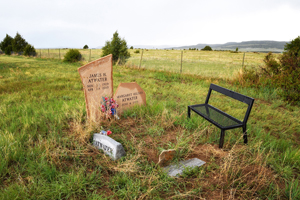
[[168, 41, 288, 52]]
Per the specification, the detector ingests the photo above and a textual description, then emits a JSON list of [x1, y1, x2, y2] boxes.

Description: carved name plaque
[[78, 55, 113, 121], [93, 134, 126, 160], [113, 82, 146, 113]]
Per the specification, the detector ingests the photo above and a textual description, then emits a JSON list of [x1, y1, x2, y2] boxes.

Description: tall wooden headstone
[[78, 54, 113, 121]]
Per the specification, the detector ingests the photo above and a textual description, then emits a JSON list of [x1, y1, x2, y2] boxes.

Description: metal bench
[[188, 84, 254, 148]]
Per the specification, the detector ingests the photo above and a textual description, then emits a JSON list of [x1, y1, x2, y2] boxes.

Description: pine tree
[[12, 32, 28, 53], [101, 31, 130, 63], [0, 34, 13, 55], [23, 44, 37, 56]]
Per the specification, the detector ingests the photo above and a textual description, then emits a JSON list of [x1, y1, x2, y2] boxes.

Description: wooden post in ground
[[40, 49, 41, 58], [139, 49, 144, 69], [180, 51, 183, 73], [89, 49, 91, 62], [48, 49, 49, 58], [242, 52, 245, 69], [59, 49, 60, 60]]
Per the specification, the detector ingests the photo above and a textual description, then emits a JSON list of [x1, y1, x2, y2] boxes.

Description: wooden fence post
[[180, 51, 183, 73], [48, 49, 49, 58], [59, 49, 60, 60], [242, 52, 245, 68], [89, 49, 91, 62], [40, 49, 41, 58], [139, 49, 144, 69]]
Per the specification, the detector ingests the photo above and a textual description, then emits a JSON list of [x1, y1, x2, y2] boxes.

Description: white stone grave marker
[[93, 134, 126, 160]]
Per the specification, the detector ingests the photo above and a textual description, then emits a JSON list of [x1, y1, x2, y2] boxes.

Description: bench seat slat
[[189, 104, 243, 129]]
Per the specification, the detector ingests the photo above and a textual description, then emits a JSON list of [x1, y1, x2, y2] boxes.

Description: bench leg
[[219, 130, 225, 148], [243, 125, 248, 144], [187, 106, 191, 118]]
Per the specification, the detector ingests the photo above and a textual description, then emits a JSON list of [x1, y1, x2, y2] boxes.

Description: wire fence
[[126, 49, 268, 79], [37, 48, 102, 61], [35, 48, 269, 79]]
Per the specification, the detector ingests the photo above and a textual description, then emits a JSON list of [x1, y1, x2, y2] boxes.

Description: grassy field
[[0, 53, 299, 199], [37, 49, 274, 79]]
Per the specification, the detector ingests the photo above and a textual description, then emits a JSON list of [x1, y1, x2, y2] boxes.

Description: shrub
[[237, 36, 300, 104], [101, 31, 130, 64], [201, 46, 212, 51], [284, 36, 300, 55], [63, 49, 82, 62], [130, 46, 133, 49], [134, 50, 140, 54], [276, 51, 300, 102], [83, 45, 89, 49], [23, 44, 36, 56]]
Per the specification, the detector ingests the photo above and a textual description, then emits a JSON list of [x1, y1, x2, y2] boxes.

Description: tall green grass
[[0, 54, 299, 199]]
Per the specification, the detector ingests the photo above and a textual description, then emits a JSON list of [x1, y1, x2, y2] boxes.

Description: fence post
[[89, 49, 91, 62], [180, 51, 183, 73], [48, 49, 49, 58], [40, 49, 41, 58], [59, 49, 60, 60], [139, 49, 144, 69], [242, 52, 245, 68]]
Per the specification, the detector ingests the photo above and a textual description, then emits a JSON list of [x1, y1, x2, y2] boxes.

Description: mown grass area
[[0, 55, 299, 199]]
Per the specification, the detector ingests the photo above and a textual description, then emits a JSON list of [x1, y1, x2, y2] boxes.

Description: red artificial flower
[[107, 130, 112, 136]]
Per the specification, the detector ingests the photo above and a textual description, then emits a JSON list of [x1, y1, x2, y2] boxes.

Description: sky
[[1, 0, 300, 48]]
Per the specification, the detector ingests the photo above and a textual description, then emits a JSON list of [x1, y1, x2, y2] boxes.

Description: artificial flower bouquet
[[100, 96, 119, 119]]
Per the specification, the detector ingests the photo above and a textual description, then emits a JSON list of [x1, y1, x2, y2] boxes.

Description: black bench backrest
[[205, 84, 255, 124]]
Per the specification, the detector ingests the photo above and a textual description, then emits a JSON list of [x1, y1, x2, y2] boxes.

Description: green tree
[[201, 46, 212, 51], [83, 45, 89, 49], [236, 47, 239, 52], [0, 34, 13, 55], [12, 32, 28, 53], [4, 45, 13, 55], [23, 44, 37, 56], [130, 46, 133, 49], [101, 31, 130, 63]]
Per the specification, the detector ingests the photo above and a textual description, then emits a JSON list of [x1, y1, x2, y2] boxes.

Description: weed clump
[[63, 49, 82, 62]]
